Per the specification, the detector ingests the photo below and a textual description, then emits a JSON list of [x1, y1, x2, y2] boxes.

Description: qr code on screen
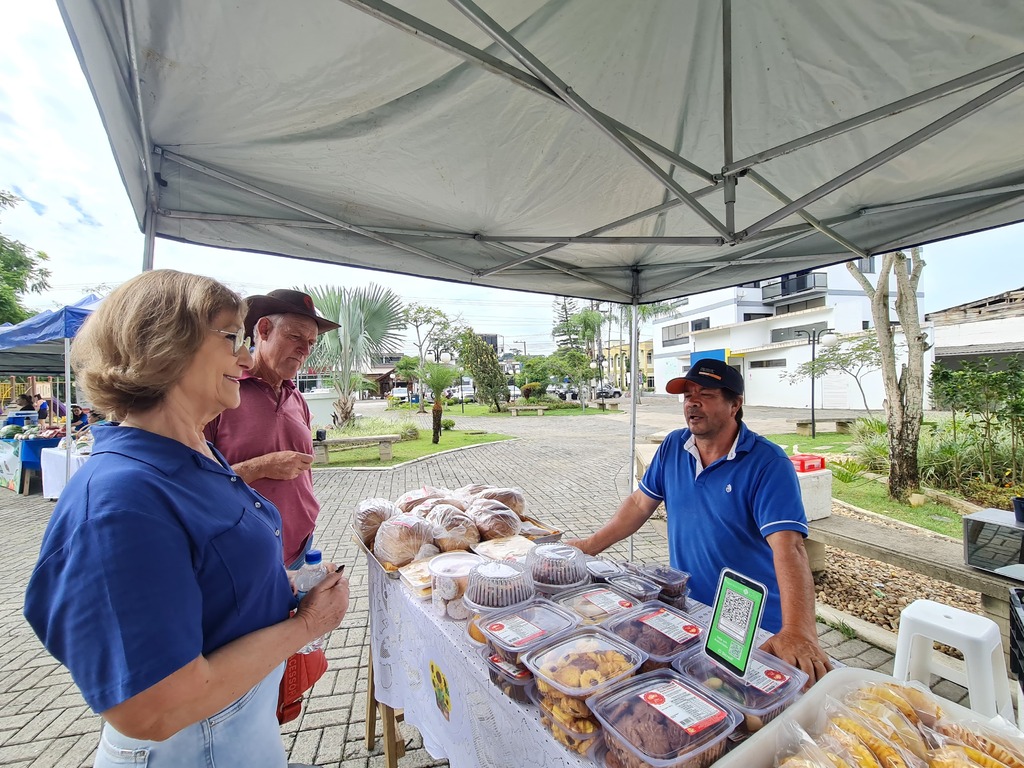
[[719, 589, 754, 641]]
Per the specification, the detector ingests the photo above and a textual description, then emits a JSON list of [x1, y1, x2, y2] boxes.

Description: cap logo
[[699, 368, 722, 380]]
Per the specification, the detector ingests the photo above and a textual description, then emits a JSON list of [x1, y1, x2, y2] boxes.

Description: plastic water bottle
[[294, 549, 328, 654]]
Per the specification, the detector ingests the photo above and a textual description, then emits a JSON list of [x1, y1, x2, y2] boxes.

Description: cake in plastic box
[[478, 598, 580, 665], [551, 583, 639, 625], [605, 602, 704, 672]]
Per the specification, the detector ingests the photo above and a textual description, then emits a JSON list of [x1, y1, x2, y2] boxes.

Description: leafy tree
[[458, 330, 508, 411], [617, 301, 674, 401], [846, 248, 930, 502], [404, 304, 455, 413], [305, 284, 405, 426], [394, 355, 420, 394], [516, 357, 552, 393], [420, 362, 460, 443], [548, 348, 592, 405], [551, 296, 582, 349], [1, 191, 52, 324], [784, 333, 883, 414]]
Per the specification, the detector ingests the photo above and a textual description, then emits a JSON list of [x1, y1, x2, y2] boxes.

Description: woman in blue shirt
[[24, 270, 349, 768]]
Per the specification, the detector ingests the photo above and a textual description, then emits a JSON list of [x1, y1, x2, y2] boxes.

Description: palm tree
[[420, 362, 460, 443], [619, 301, 674, 402], [304, 284, 405, 427]]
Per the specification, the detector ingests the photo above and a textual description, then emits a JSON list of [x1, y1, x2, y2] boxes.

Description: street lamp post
[[514, 340, 527, 356], [458, 367, 465, 414], [794, 328, 836, 439]]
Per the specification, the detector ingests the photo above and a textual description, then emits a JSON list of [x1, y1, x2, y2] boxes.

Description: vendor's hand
[[759, 628, 832, 689], [294, 565, 350, 641], [564, 537, 594, 555], [262, 451, 314, 481]]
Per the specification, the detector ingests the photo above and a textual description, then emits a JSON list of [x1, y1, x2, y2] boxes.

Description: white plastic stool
[[893, 599, 1013, 722]]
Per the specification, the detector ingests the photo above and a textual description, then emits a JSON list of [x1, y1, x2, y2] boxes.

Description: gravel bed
[[813, 503, 981, 652]]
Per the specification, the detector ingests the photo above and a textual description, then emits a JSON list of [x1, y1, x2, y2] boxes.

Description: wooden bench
[[509, 406, 547, 416], [312, 434, 401, 463], [588, 400, 620, 412], [794, 419, 855, 436]]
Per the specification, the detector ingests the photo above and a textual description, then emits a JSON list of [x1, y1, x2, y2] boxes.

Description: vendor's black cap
[[666, 359, 744, 395]]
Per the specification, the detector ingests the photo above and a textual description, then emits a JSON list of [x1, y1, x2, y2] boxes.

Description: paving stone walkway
[[0, 401, 968, 767]]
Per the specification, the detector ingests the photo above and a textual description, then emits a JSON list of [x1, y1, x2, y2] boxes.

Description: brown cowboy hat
[[244, 289, 340, 337]]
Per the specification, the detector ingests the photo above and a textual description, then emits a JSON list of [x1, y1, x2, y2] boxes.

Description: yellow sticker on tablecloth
[[429, 660, 451, 721]]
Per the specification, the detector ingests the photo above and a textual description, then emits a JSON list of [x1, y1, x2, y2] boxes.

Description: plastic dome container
[[551, 583, 639, 625], [638, 564, 691, 598], [604, 602, 705, 672], [480, 646, 532, 703], [477, 597, 580, 665], [526, 678, 604, 758], [522, 626, 647, 703], [607, 574, 662, 603], [526, 543, 589, 595], [674, 649, 807, 733], [463, 560, 535, 613], [586, 557, 626, 582], [590, 669, 742, 768], [428, 551, 484, 620]]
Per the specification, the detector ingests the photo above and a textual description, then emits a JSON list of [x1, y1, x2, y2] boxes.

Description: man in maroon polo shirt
[[204, 289, 339, 569]]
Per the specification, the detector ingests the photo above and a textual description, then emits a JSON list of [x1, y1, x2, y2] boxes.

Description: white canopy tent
[[57, 1, 1024, 534]]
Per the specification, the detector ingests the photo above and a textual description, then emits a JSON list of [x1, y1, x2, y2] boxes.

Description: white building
[[650, 258, 934, 411], [926, 288, 1024, 371]]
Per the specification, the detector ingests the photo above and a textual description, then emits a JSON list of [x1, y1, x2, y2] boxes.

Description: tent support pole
[[860, 182, 1024, 216], [869, 195, 1024, 255], [160, 149, 476, 274], [740, 70, 1024, 240], [476, 235, 724, 246], [722, 0, 736, 236], [338, 0, 716, 184], [725, 53, 1024, 176], [142, 208, 156, 271], [627, 289, 639, 563], [64, 337, 72, 484], [746, 170, 867, 258], [448, 0, 731, 238]]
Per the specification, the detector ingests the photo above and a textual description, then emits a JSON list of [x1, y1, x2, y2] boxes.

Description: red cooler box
[[789, 453, 825, 472]]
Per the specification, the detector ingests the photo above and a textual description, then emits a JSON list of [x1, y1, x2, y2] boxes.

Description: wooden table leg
[[365, 647, 378, 749], [365, 645, 405, 766]]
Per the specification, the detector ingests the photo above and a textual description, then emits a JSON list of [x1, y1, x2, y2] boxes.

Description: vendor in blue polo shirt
[[570, 358, 831, 687]]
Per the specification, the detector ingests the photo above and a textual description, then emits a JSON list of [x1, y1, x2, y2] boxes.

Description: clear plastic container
[[467, 614, 487, 645], [527, 543, 589, 595], [398, 556, 436, 600], [604, 602, 705, 672], [586, 558, 626, 582], [463, 560, 534, 613], [522, 626, 648, 704], [428, 551, 484, 620], [658, 588, 690, 612], [551, 583, 639, 625], [527, 679, 604, 757], [480, 646, 532, 703], [607, 574, 662, 603], [638, 564, 691, 598], [590, 669, 742, 768], [477, 597, 580, 664], [674, 649, 807, 733], [471, 534, 537, 562]]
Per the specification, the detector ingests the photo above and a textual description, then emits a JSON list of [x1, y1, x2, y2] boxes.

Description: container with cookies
[[479, 646, 533, 703], [674, 648, 806, 734], [638, 564, 691, 598], [526, 543, 590, 596], [590, 669, 742, 768], [477, 598, 580, 665], [463, 560, 535, 613], [604, 602, 705, 672], [607, 574, 662, 603], [658, 587, 690, 613], [551, 583, 639, 625], [585, 557, 626, 583], [521, 626, 648, 723], [526, 678, 604, 757], [428, 551, 484, 621]]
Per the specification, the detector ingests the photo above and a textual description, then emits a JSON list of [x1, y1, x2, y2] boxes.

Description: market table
[[40, 447, 90, 500], [0, 437, 61, 494], [365, 552, 770, 768]]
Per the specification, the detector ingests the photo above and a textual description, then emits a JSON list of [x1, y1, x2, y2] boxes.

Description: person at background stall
[[568, 358, 832, 686], [24, 270, 348, 768], [15, 393, 35, 411], [204, 289, 339, 570], [69, 404, 89, 433], [34, 394, 48, 419]]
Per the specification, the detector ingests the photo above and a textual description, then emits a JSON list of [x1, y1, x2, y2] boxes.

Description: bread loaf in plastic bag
[[373, 514, 439, 568], [353, 498, 400, 546]]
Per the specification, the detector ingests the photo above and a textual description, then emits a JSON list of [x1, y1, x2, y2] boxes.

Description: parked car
[[555, 386, 579, 401], [507, 385, 522, 400], [447, 385, 476, 403], [595, 384, 622, 399], [390, 386, 409, 403]]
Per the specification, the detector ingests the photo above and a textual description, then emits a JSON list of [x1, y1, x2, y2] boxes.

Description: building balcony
[[761, 272, 828, 304]]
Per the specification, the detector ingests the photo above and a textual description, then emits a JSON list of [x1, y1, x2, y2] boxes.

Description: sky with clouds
[[2, 3, 1022, 357]]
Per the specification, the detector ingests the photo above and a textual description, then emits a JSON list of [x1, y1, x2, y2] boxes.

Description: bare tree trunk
[[333, 389, 356, 428], [846, 249, 930, 502]]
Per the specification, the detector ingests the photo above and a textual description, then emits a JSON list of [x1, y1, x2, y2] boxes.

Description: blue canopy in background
[[0, 295, 102, 376]]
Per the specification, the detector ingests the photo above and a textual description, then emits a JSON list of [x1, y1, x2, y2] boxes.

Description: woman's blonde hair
[[72, 270, 244, 420]]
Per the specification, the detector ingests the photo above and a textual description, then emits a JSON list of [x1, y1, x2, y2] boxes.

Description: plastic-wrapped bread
[[373, 514, 440, 569], [353, 497, 400, 546], [426, 504, 481, 552], [394, 486, 451, 514], [466, 498, 522, 540], [454, 483, 490, 498], [411, 496, 469, 516], [475, 487, 528, 518]]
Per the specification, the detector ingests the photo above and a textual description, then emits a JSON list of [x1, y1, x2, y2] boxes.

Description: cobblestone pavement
[[0, 401, 968, 767]]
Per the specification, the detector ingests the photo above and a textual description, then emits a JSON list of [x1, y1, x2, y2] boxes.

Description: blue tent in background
[[0, 295, 102, 376]]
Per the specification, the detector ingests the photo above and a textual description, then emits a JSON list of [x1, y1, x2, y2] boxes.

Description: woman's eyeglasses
[[210, 328, 252, 355]]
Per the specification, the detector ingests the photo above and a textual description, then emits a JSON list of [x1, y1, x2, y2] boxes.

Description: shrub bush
[[521, 382, 544, 399], [441, 418, 455, 431], [337, 417, 419, 441]]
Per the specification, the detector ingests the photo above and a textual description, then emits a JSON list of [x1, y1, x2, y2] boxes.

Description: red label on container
[[638, 681, 727, 736]]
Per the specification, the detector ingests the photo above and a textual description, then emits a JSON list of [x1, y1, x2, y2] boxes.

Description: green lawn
[[762, 432, 856, 454], [386, 403, 617, 417], [321, 430, 512, 468]]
